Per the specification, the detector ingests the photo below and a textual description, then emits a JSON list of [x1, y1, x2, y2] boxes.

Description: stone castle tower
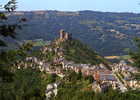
[[59, 29, 65, 40], [59, 29, 72, 41]]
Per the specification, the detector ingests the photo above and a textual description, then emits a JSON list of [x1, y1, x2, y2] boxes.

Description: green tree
[[0, 68, 46, 100], [0, 0, 18, 83], [129, 38, 140, 68], [0, 1, 47, 100]]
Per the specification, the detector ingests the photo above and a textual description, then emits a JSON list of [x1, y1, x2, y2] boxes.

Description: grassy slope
[[61, 39, 108, 65]]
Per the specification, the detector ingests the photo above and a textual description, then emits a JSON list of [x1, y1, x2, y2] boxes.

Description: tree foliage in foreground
[[0, 1, 48, 100], [129, 38, 140, 68]]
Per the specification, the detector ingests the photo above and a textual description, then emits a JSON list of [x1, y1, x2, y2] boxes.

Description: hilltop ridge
[[40, 29, 107, 66], [6, 10, 140, 56]]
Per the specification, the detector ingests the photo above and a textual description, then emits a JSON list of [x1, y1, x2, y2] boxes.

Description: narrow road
[[113, 71, 128, 92]]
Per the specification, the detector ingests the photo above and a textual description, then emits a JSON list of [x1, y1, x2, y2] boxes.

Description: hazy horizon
[[10, 9, 140, 14], [1, 0, 140, 13]]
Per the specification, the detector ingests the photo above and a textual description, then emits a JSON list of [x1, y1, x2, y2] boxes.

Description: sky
[[1, 0, 140, 13]]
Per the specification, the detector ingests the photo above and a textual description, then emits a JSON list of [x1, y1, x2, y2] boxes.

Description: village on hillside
[[15, 30, 140, 99]]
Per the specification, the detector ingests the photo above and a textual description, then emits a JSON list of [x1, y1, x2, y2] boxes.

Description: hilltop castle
[[59, 29, 72, 41]]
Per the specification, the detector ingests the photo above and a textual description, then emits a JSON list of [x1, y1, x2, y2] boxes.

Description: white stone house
[[45, 82, 60, 99]]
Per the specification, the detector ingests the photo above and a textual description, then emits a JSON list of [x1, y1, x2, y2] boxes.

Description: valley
[[5, 10, 140, 56]]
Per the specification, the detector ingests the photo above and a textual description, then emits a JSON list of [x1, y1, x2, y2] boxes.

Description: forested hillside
[[6, 10, 140, 56]]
